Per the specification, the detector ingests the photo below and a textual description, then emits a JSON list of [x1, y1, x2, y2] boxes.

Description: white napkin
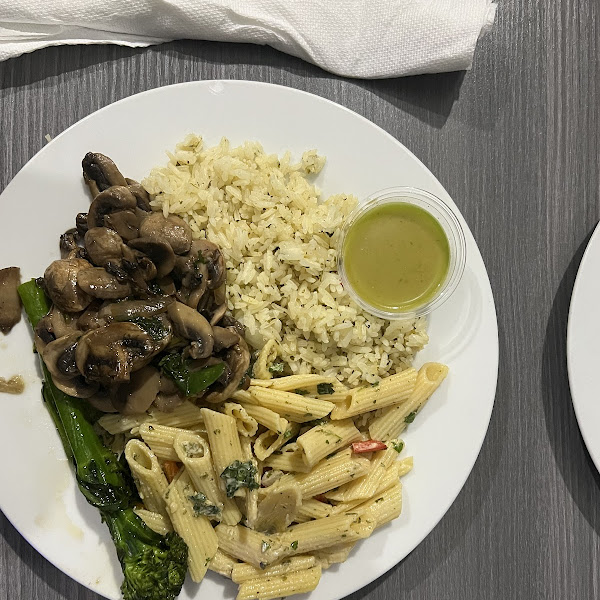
[[0, 0, 496, 78]]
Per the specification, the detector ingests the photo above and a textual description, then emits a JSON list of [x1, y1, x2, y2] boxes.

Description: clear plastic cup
[[337, 187, 466, 320]]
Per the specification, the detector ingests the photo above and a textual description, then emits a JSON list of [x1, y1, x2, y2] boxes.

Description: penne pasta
[[125, 439, 170, 518], [236, 565, 322, 600], [231, 555, 316, 584], [296, 418, 362, 467], [201, 408, 245, 483], [263, 443, 312, 474], [223, 402, 259, 437], [368, 363, 448, 440], [331, 368, 417, 420], [133, 508, 173, 535], [173, 430, 242, 525], [164, 469, 218, 583], [248, 386, 335, 423]]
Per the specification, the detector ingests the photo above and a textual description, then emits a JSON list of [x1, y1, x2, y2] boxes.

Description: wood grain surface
[[1, 1, 599, 599]]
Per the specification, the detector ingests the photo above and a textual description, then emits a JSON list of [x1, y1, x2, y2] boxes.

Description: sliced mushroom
[[111, 366, 161, 415], [220, 314, 246, 338], [87, 392, 119, 413], [84, 227, 124, 267], [189, 239, 226, 290], [125, 180, 152, 212], [205, 336, 250, 403], [52, 374, 100, 399], [88, 186, 137, 229], [212, 326, 239, 352], [0, 267, 21, 333], [105, 209, 141, 241], [77, 300, 108, 331], [98, 297, 173, 321], [173, 253, 208, 309], [75, 322, 155, 385], [82, 152, 128, 196], [34, 305, 80, 353], [153, 392, 185, 413], [77, 267, 132, 299], [41, 332, 81, 380], [44, 258, 93, 313], [76, 212, 89, 235], [156, 276, 176, 296], [209, 303, 227, 326], [129, 237, 175, 278], [167, 301, 214, 359], [59, 229, 81, 258], [139, 213, 192, 255]]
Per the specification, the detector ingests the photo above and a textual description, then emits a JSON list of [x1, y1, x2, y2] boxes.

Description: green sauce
[[342, 202, 450, 313]]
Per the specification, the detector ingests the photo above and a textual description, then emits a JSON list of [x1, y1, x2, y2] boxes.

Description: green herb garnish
[[404, 411, 417, 424], [220, 460, 259, 498], [391, 440, 404, 453], [316, 383, 335, 395], [268, 361, 285, 375], [126, 316, 170, 342], [294, 389, 309, 396], [188, 492, 221, 518], [158, 353, 224, 397], [290, 540, 298, 550]]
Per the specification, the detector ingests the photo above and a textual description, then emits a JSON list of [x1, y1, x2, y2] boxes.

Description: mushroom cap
[[129, 236, 176, 278], [205, 335, 250, 403], [75, 322, 155, 385], [167, 301, 214, 359], [104, 209, 141, 241], [139, 213, 192, 255], [77, 267, 133, 299], [189, 239, 226, 290], [41, 332, 81, 381], [84, 227, 124, 267], [44, 258, 93, 313], [82, 153, 128, 194], [88, 186, 137, 229]]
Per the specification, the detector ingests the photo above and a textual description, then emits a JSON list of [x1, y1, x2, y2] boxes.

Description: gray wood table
[[1, 1, 599, 599]]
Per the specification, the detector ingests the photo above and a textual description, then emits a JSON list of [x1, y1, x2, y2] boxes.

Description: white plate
[[0, 81, 498, 600], [568, 223, 600, 472]]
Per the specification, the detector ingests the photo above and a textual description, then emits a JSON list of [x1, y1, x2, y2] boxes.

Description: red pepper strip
[[351, 440, 387, 453], [162, 460, 181, 483]]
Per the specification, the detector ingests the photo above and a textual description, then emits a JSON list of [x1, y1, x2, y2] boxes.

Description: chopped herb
[[213, 429, 221, 435], [290, 540, 298, 550], [204, 557, 212, 567], [126, 316, 170, 342], [268, 361, 285, 375], [370, 380, 380, 388], [283, 429, 293, 439], [404, 411, 417, 424], [325, 440, 330, 445], [316, 382, 335, 395], [391, 440, 404, 453], [159, 352, 224, 397], [220, 460, 259, 498], [307, 417, 329, 427], [294, 389, 309, 396], [188, 492, 221, 518], [261, 540, 271, 553], [375, 497, 384, 503]]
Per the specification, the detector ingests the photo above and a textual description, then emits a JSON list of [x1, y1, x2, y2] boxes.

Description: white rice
[[142, 134, 428, 385]]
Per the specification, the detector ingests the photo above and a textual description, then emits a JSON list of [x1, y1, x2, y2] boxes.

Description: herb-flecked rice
[[142, 135, 428, 386]]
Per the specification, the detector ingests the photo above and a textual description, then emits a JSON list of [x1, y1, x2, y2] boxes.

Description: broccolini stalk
[[18, 279, 188, 600]]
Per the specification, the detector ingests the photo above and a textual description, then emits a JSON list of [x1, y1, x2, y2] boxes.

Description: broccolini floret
[[19, 280, 188, 600]]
